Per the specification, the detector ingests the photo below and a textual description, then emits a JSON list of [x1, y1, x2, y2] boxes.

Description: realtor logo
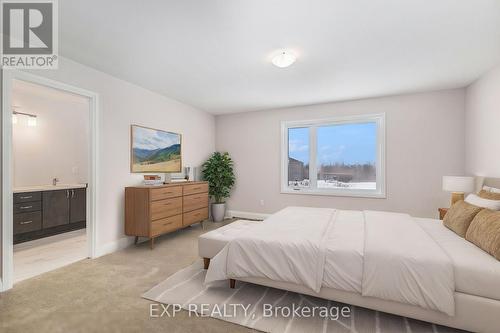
[[1, 0, 58, 69]]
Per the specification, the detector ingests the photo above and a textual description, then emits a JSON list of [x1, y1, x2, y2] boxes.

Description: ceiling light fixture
[[271, 51, 297, 68]]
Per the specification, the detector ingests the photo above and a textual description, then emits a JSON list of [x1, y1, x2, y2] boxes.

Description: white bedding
[[205, 206, 337, 292], [205, 207, 455, 315], [362, 211, 454, 316], [417, 218, 500, 300], [323, 210, 364, 293]]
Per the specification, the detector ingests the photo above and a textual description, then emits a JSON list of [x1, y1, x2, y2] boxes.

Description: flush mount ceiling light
[[271, 51, 297, 68]]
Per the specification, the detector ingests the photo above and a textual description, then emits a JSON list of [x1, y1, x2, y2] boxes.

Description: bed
[[199, 178, 500, 333]]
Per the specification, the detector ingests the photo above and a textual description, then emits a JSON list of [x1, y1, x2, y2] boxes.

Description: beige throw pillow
[[466, 209, 500, 260], [478, 190, 500, 201], [443, 200, 482, 237]]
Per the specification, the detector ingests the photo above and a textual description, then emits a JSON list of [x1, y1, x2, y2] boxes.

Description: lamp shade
[[442, 176, 474, 193]]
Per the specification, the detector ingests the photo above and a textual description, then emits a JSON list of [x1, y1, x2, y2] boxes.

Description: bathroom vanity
[[13, 184, 87, 244]]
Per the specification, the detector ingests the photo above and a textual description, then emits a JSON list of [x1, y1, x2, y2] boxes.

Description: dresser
[[125, 181, 209, 249]]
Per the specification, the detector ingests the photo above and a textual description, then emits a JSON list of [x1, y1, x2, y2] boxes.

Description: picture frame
[[130, 124, 182, 173]]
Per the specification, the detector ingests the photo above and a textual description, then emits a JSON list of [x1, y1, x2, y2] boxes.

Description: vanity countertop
[[13, 184, 87, 193]]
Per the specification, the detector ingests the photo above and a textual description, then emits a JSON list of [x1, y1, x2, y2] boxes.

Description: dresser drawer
[[14, 211, 42, 234], [183, 183, 208, 196], [14, 192, 41, 204], [150, 186, 182, 201], [151, 197, 182, 220], [183, 208, 208, 226], [14, 201, 42, 214], [151, 214, 182, 236], [183, 193, 208, 212]]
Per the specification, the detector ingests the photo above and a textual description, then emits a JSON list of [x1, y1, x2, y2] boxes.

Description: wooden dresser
[[125, 181, 209, 249]]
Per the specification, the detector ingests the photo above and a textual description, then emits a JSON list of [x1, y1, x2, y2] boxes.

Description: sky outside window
[[317, 122, 376, 166], [288, 127, 309, 164]]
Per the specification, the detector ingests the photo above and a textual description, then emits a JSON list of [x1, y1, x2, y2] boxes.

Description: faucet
[[53, 178, 59, 186]]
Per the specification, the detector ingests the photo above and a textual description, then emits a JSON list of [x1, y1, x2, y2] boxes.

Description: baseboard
[[225, 210, 271, 220], [95, 236, 134, 257]]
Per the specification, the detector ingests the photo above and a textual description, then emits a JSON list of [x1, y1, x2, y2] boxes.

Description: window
[[281, 114, 385, 198]]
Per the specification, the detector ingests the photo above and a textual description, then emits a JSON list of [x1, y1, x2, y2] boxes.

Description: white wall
[[5, 57, 216, 255], [12, 81, 89, 187], [216, 89, 466, 218], [465, 64, 500, 177]]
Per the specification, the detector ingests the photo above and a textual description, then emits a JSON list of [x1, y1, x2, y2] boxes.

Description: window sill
[[280, 188, 386, 199]]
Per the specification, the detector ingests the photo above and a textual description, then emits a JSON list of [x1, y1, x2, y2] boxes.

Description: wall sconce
[[27, 116, 37, 127], [12, 111, 37, 127]]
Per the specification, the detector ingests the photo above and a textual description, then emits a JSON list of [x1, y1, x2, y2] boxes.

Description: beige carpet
[[144, 261, 467, 333], [1, 219, 468, 333], [0, 220, 258, 333]]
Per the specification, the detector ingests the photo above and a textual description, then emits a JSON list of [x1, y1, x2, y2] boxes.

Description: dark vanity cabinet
[[14, 187, 86, 244], [43, 190, 70, 228], [69, 188, 87, 224], [13, 192, 42, 235]]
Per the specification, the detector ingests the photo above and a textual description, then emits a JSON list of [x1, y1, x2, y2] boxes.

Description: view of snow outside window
[[288, 122, 377, 190]]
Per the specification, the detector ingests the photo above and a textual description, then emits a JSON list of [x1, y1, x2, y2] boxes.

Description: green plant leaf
[[201, 152, 235, 204]]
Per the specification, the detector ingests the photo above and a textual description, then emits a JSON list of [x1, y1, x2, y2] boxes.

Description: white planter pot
[[211, 203, 226, 222]]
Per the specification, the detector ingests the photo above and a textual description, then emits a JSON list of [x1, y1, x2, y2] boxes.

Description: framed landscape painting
[[131, 125, 182, 173]]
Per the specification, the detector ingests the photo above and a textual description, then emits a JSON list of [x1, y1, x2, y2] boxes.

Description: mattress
[[199, 210, 500, 333], [417, 217, 500, 301], [199, 211, 500, 302], [324, 213, 500, 300]]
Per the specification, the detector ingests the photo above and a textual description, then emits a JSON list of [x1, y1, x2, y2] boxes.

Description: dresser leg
[[200, 221, 204, 229], [203, 257, 210, 269], [150, 237, 155, 250], [134, 236, 139, 245], [229, 279, 236, 289]]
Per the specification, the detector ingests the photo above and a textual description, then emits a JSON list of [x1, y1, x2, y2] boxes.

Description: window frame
[[280, 113, 386, 198]]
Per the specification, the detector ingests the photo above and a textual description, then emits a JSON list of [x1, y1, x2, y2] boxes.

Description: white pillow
[[483, 185, 500, 193], [465, 194, 500, 211]]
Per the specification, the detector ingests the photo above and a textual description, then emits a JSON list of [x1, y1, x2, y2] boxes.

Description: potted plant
[[202, 152, 235, 222]]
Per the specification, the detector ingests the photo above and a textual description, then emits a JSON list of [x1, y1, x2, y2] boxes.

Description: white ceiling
[[60, 0, 500, 114]]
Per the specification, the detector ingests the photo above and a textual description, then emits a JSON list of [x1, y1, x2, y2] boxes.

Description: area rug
[[143, 261, 465, 333]]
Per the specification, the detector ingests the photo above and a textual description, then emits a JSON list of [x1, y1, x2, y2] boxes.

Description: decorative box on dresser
[[125, 181, 209, 249]]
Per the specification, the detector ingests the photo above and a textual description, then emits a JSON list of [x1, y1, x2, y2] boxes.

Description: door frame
[[1, 69, 99, 291]]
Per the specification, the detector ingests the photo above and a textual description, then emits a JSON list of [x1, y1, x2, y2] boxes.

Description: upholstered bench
[[198, 220, 259, 270]]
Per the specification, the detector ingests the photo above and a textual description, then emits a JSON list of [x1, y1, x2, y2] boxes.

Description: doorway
[[1, 70, 98, 291]]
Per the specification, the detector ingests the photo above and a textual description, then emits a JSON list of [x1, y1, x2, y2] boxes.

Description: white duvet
[[206, 207, 337, 292], [205, 207, 455, 315]]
